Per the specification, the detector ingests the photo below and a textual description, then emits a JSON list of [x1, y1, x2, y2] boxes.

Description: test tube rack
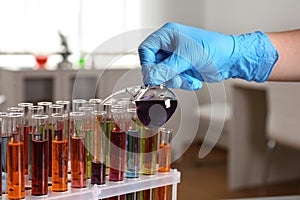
[[2, 169, 180, 199]]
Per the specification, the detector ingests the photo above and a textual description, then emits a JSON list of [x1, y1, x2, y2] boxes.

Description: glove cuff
[[231, 31, 278, 82]]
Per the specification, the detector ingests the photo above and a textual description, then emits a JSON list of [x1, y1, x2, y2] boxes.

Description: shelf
[[2, 169, 180, 199]]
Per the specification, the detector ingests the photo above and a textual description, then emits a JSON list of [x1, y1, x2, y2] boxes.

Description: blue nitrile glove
[[138, 22, 278, 90]]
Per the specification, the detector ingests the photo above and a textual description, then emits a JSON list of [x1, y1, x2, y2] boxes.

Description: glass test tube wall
[[37, 101, 53, 178], [17, 102, 33, 176], [27, 105, 43, 179], [91, 110, 106, 185], [79, 106, 94, 179], [109, 107, 126, 182], [6, 113, 25, 199], [72, 99, 87, 112], [31, 114, 49, 196], [51, 113, 69, 192], [156, 128, 173, 200], [126, 108, 140, 179], [141, 127, 158, 175], [0, 112, 8, 195], [48, 104, 64, 180], [70, 112, 86, 188], [103, 103, 114, 175]]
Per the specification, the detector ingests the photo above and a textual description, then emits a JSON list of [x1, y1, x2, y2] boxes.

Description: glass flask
[[101, 84, 177, 129]]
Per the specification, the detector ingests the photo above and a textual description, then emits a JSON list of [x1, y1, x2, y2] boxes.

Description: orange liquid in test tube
[[156, 128, 173, 200], [71, 136, 86, 188], [52, 139, 68, 191], [158, 143, 172, 172], [7, 141, 25, 199]]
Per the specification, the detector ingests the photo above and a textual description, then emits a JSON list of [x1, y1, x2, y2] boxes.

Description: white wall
[[140, 0, 300, 34]]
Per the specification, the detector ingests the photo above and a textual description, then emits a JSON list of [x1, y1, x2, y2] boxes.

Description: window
[[0, 0, 141, 68]]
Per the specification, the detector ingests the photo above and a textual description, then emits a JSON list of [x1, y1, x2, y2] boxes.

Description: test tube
[[88, 98, 102, 111], [70, 112, 86, 188], [102, 103, 114, 175], [91, 110, 106, 185], [158, 128, 172, 172], [17, 102, 33, 175], [0, 112, 8, 195], [38, 101, 53, 177], [37, 101, 53, 114], [72, 99, 87, 112], [28, 105, 43, 179], [56, 100, 70, 115], [156, 128, 173, 200], [7, 107, 24, 113], [31, 114, 49, 196], [140, 127, 158, 175], [48, 104, 64, 178], [89, 98, 102, 104], [126, 108, 140, 179], [49, 104, 64, 115], [56, 100, 71, 173], [79, 106, 94, 179], [109, 107, 126, 182], [7, 113, 25, 199], [51, 113, 69, 192]]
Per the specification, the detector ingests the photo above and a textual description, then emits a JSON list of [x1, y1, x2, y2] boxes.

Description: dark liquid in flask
[[135, 99, 177, 129]]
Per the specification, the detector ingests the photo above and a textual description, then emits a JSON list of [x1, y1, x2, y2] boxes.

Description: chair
[[263, 82, 300, 184]]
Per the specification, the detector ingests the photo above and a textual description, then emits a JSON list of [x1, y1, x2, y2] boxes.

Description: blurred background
[[1, 0, 300, 199]]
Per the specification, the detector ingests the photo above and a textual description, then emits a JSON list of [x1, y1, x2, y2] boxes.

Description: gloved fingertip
[[180, 74, 203, 90], [164, 76, 183, 89], [191, 81, 203, 90]]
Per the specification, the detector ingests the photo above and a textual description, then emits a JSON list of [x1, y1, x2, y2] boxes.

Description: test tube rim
[[37, 101, 53, 106], [17, 102, 34, 107], [56, 100, 70, 105], [7, 107, 24, 113], [8, 112, 24, 118], [88, 98, 102, 104], [32, 114, 49, 120], [51, 113, 68, 118], [79, 106, 94, 111], [160, 127, 173, 134], [49, 104, 64, 109], [91, 110, 107, 116], [0, 111, 8, 117], [70, 111, 85, 117], [28, 105, 44, 110]]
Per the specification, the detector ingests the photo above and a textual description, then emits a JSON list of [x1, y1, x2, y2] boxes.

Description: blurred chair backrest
[[266, 82, 300, 150]]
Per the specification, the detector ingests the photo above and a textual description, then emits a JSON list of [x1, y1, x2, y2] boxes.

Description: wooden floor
[[171, 142, 300, 200]]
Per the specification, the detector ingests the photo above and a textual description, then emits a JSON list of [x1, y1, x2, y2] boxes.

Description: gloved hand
[[138, 22, 278, 90]]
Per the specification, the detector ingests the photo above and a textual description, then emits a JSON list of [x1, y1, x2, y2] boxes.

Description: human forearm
[[267, 29, 300, 81]]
